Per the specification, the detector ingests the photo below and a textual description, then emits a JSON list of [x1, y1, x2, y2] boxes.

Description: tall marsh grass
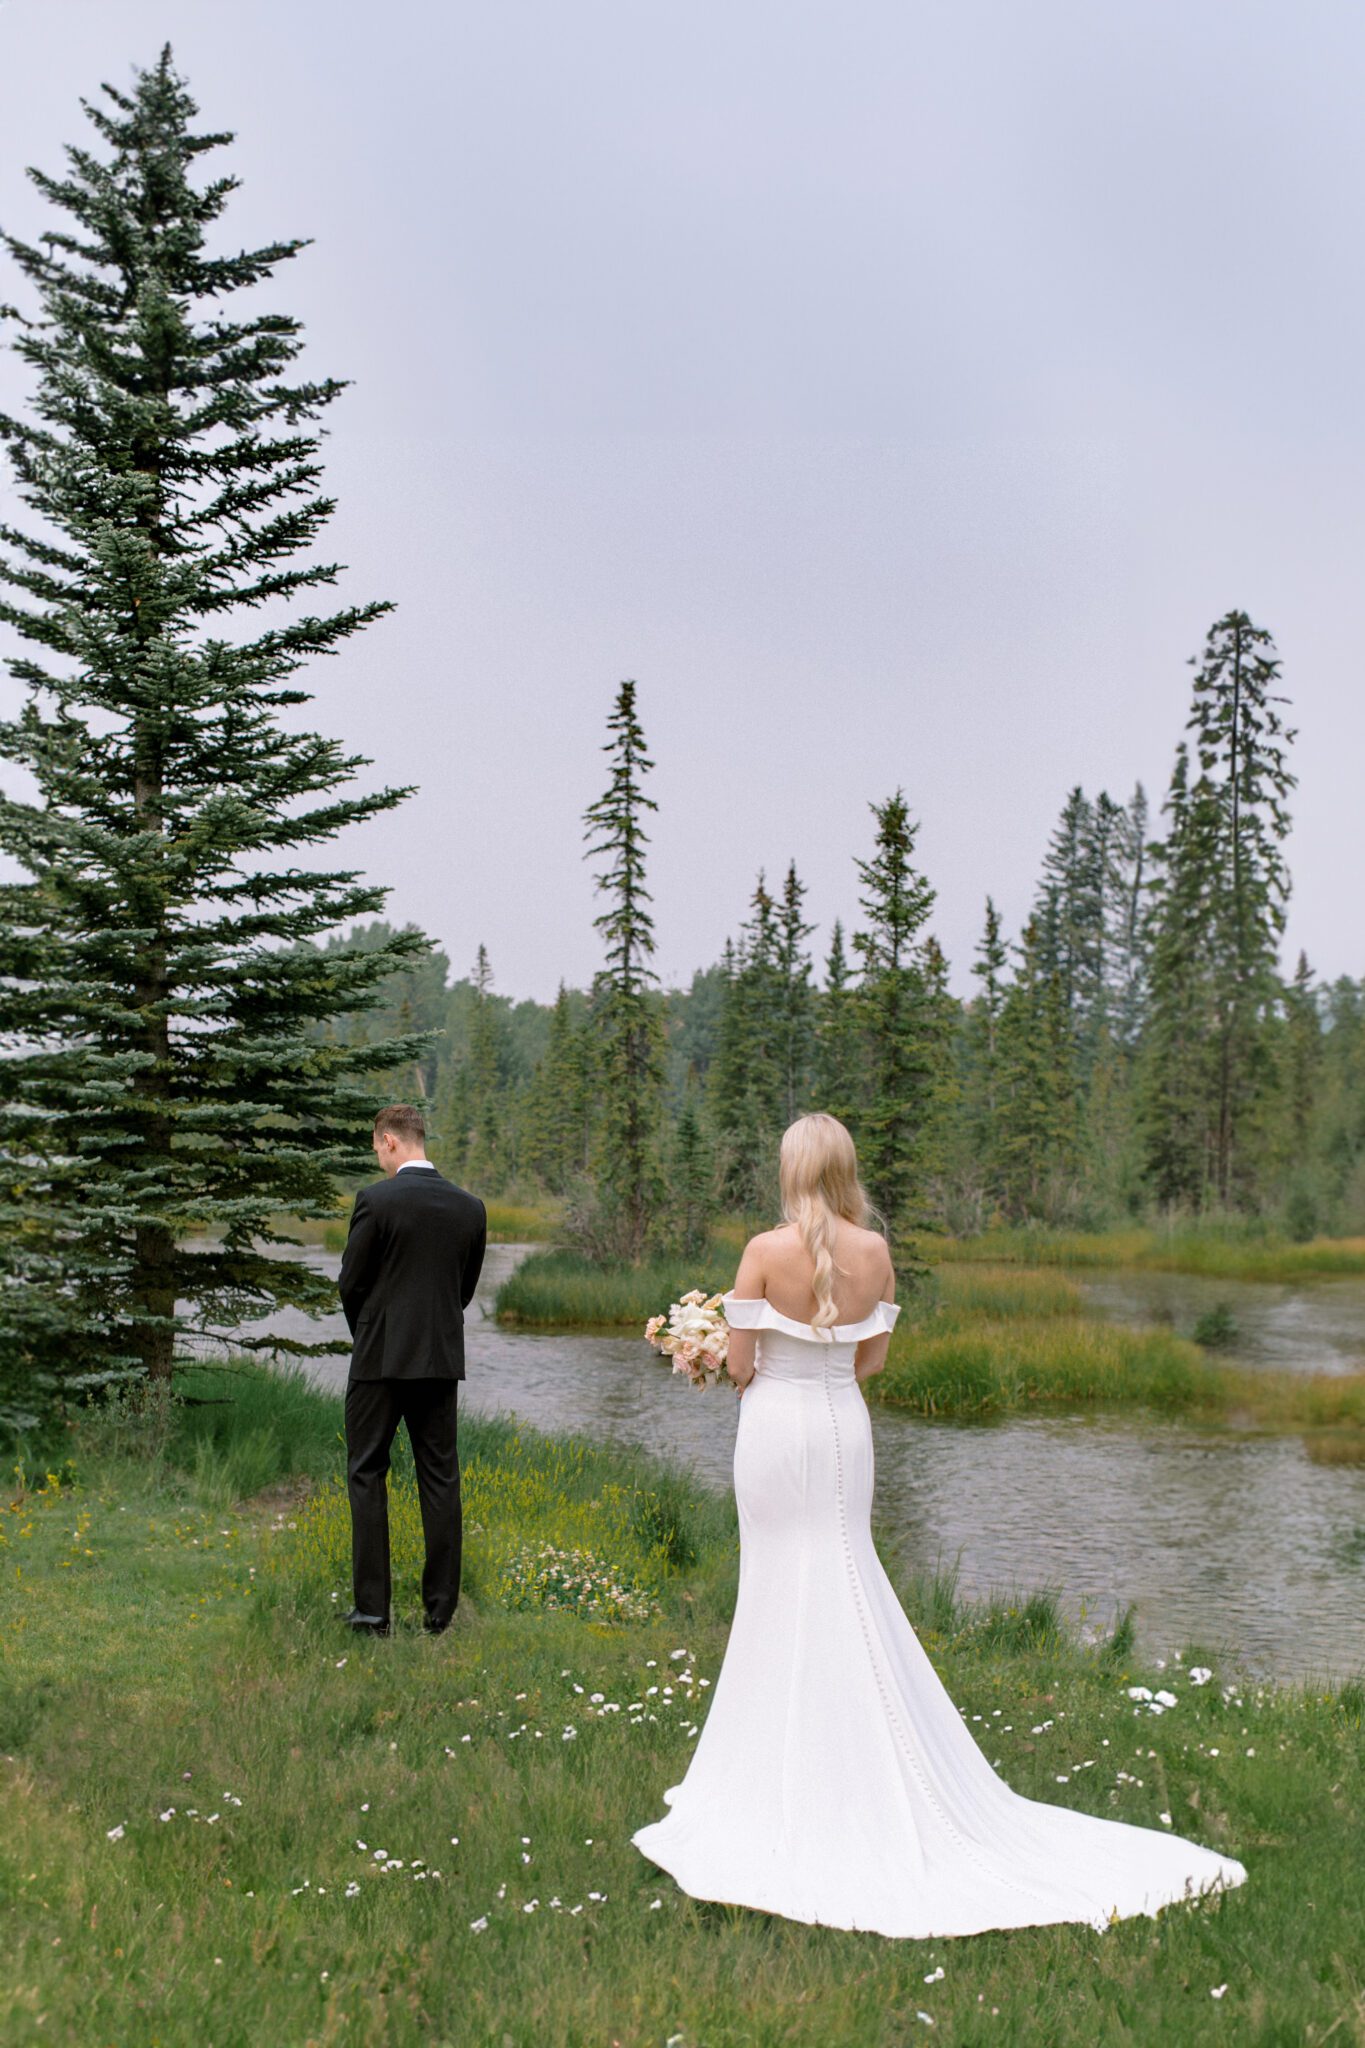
[[496, 1246, 735, 1327], [929, 1223, 1365, 1280], [876, 1275, 1365, 1434], [874, 1315, 1215, 1418]]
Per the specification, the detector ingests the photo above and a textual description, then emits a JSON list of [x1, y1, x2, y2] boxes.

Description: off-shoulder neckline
[[722, 1290, 901, 1343]]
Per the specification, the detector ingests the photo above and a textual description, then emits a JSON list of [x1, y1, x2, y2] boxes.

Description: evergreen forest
[[341, 623, 1364, 1257]]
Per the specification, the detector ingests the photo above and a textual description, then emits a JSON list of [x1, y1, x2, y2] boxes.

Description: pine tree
[[1033, 784, 1121, 1067], [919, 933, 960, 1191], [1142, 613, 1296, 1208], [964, 896, 1009, 1203], [994, 918, 1078, 1219], [1319, 977, 1365, 1227], [1033, 788, 1096, 1022], [320, 922, 450, 1102], [1283, 952, 1320, 1159], [459, 945, 505, 1184], [521, 982, 590, 1193], [776, 859, 816, 1126], [667, 1086, 714, 1257], [851, 791, 941, 1234], [0, 52, 425, 1419], [582, 680, 664, 1259], [707, 875, 785, 1214], [1191, 611, 1296, 1203], [1278, 951, 1322, 1236], [812, 919, 860, 1124], [1106, 783, 1150, 1053], [1139, 744, 1217, 1206]]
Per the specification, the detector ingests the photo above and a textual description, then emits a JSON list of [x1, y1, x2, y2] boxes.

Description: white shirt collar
[[396, 1160, 437, 1172]]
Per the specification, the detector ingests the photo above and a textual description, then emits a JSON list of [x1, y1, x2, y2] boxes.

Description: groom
[[338, 1105, 487, 1635]]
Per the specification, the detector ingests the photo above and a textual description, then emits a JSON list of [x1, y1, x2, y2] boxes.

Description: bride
[[632, 1113, 1247, 1938]]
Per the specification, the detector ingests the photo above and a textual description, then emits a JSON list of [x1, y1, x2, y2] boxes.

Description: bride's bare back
[[727, 1220, 896, 1390], [744, 1220, 892, 1325]]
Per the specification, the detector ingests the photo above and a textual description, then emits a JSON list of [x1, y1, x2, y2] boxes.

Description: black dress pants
[[344, 1377, 461, 1629]]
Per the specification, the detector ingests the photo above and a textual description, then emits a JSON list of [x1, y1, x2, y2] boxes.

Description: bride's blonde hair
[[779, 1114, 873, 1329]]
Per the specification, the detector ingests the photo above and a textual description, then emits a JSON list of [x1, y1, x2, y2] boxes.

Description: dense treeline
[[339, 615, 1364, 1252]]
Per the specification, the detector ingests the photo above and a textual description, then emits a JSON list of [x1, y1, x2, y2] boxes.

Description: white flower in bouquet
[[644, 1288, 731, 1390]]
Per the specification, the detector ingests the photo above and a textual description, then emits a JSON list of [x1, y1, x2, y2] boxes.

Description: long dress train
[[632, 1294, 1247, 1939]]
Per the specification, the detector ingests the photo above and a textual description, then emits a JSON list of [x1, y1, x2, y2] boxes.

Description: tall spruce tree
[[1140, 744, 1217, 1205], [1142, 613, 1295, 1207], [582, 680, 664, 1259], [1033, 783, 1122, 1068], [851, 791, 941, 1234], [1279, 950, 1321, 1233], [1191, 611, 1296, 1203], [1033, 788, 1096, 1023], [667, 1086, 714, 1257], [1320, 977, 1365, 1226], [707, 874, 785, 1213], [443, 944, 505, 1184], [964, 895, 1009, 1204], [0, 52, 426, 1419], [994, 918, 1078, 1219], [814, 917, 861, 1125], [776, 859, 816, 1126], [1106, 782, 1150, 1053], [521, 981, 589, 1194]]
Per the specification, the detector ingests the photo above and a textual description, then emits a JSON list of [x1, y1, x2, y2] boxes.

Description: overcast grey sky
[[1, 0, 1361, 1000]]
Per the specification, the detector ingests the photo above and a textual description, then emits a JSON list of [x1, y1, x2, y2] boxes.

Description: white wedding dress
[[632, 1293, 1247, 1938]]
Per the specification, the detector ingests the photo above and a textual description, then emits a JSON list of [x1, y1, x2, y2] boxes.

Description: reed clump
[[496, 1247, 734, 1327], [874, 1313, 1213, 1418], [874, 1269, 1365, 1433]]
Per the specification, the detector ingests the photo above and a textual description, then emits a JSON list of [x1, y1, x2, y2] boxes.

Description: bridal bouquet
[[644, 1289, 731, 1391]]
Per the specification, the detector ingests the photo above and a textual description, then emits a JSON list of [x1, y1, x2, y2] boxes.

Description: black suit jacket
[[338, 1167, 487, 1382]]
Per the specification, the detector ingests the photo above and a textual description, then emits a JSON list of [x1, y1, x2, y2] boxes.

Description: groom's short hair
[[374, 1104, 426, 1144]]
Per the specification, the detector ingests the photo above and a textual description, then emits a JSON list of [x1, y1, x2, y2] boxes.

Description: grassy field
[[3, 1370, 1365, 2045], [925, 1224, 1365, 1282]]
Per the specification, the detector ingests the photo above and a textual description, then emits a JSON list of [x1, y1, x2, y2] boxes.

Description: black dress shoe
[[341, 1608, 390, 1636], [422, 1618, 451, 1636]]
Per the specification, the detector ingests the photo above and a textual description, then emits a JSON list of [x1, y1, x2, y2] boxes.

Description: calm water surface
[[273, 1244, 1365, 1684]]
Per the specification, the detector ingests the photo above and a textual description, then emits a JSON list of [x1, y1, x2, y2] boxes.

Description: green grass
[[3, 1370, 1364, 2044], [495, 1246, 736, 1328], [927, 1223, 1365, 1281]]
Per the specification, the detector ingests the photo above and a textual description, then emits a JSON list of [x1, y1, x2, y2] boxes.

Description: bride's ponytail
[[778, 1114, 873, 1329]]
